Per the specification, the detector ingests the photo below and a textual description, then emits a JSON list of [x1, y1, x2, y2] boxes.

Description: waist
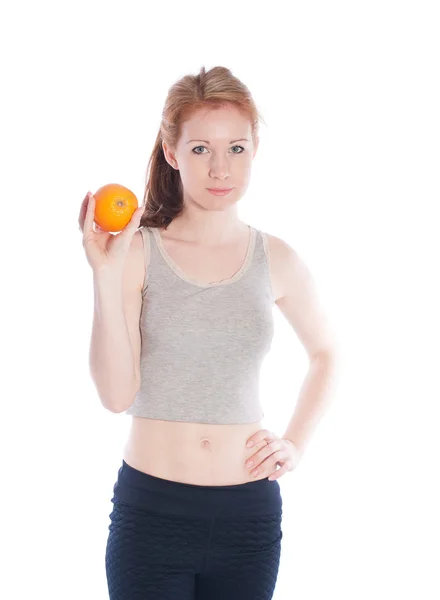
[[111, 458, 282, 518], [123, 416, 268, 486]]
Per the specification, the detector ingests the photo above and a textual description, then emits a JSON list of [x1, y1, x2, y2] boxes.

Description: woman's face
[[162, 104, 259, 210]]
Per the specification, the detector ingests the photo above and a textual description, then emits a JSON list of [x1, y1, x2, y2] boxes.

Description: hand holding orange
[[78, 183, 144, 274]]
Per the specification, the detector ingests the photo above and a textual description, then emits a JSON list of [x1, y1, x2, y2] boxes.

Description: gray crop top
[[125, 224, 276, 424]]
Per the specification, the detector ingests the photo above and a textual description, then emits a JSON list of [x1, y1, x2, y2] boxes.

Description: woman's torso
[[123, 222, 285, 486]]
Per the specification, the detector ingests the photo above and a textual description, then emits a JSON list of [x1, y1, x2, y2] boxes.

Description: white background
[[1, 1, 439, 598]]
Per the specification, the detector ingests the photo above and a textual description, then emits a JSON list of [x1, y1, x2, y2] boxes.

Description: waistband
[[111, 460, 283, 518]]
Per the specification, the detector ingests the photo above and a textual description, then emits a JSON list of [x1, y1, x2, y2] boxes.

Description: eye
[[192, 145, 245, 155]]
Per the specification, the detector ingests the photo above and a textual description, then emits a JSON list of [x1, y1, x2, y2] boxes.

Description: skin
[[161, 103, 259, 245]]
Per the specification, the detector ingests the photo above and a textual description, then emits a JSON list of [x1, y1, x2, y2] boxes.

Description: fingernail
[[246, 441, 254, 448]]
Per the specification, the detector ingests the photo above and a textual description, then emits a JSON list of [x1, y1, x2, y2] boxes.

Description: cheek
[[176, 164, 197, 187], [234, 160, 252, 181], [181, 160, 206, 178]]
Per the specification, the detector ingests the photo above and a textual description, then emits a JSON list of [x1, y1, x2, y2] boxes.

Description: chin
[[185, 187, 243, 208], [207, 199, 241, 211]]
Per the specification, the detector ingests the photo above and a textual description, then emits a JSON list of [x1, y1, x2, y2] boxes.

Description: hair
[[138, 65, 266, 230]]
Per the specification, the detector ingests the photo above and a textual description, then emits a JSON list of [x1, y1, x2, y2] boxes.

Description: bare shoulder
[[263, 231, 294, 302], [264, 230, 316, 304], [265, 230, 338, 359]]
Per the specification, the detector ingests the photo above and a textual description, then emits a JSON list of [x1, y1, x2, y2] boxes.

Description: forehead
[[180, 105, 251, 140]]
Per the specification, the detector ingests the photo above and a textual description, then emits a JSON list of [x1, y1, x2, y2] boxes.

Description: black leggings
[[105, 460, 283, 599]]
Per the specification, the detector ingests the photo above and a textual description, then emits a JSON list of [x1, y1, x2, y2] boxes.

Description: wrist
[[283, 438, 305, 458]]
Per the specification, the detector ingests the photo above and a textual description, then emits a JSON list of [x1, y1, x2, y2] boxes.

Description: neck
[[165, 210, 245, 245]]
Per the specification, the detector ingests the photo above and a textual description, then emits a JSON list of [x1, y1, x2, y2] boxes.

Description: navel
[[200, 438, 212, 449]]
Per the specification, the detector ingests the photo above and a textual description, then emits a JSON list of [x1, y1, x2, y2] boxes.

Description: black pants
[[105, 459, 283, 599]]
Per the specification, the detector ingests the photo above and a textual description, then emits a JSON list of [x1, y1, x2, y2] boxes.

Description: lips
[[206, 188, 234, 196]]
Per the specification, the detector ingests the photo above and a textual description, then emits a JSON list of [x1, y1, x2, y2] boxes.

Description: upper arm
[[122, 229, 148, 389], [273, 236, 339, 362]]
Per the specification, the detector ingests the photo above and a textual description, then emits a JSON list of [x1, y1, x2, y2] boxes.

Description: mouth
[[206, 187, 234, 196]]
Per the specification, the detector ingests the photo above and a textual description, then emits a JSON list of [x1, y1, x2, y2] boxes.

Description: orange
[[93, 183, 139, 233]]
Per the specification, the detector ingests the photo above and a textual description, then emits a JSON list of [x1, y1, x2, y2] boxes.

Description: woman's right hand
[[78, 191, 144, 274]]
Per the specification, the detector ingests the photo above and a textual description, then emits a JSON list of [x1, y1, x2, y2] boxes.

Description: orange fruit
[[93, 183, 139, 233]]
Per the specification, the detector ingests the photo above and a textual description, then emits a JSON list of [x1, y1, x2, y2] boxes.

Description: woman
[[79, 65, 339, 599]]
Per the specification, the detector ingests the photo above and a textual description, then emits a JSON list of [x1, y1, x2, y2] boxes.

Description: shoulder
[[260, 230, 300, 301], [263, 231, 338, 358], [263, 231, 292, 258]]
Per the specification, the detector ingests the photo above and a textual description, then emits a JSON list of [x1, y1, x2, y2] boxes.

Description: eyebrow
[[186, 138, 250, 144]]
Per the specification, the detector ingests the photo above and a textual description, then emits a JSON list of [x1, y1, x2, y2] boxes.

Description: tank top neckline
[[149, 224, 257, 289]]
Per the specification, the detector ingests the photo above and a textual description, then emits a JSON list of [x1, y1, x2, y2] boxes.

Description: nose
[[209, 154, 231, 180]]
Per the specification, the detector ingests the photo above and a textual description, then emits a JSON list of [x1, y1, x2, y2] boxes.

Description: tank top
[[125, 224, 276, 424]]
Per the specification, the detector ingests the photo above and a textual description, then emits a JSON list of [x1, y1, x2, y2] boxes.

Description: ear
[[162, 141, 178, 169]]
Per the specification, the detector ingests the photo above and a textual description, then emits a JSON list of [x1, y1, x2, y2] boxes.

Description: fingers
[[247, 440, 282, 468], [268, 462, 290, 481], [130, 206, 144, 227], [83, 192, 95, 236], [78, 191, 91, 233]]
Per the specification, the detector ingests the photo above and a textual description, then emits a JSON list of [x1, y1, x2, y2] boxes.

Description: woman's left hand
[[244, 429, 302, 481]]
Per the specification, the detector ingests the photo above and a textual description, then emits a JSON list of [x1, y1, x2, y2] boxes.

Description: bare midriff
[[123, 417, 271, 486]]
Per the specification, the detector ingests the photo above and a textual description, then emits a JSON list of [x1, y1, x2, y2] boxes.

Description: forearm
[[282, 353, 340, 456], [89, 270, 138, 412]]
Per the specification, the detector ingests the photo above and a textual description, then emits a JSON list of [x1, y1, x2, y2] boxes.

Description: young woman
[[79, 65, 339, 600]]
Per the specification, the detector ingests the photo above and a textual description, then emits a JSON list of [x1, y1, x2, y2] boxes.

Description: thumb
[[121, 206, 144, 238], [128, 206, 144, 228], [116, 207, 143, 254]]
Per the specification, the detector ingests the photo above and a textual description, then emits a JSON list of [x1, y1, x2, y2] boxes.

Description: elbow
[[104, 398, 133, 414], [106, 403, 127, 414], [101, 383, 139, 414]]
